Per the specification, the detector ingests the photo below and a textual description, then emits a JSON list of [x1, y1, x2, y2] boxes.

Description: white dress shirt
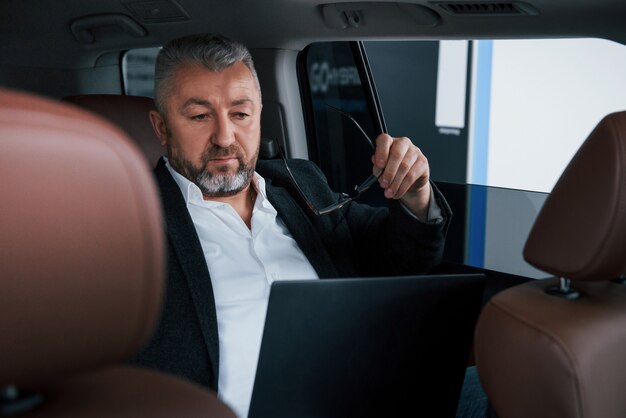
[[165, 158, 319, 418]]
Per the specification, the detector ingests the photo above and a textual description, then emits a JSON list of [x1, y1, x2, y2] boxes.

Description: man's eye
[[233, 112, 249, 120], [191, 114, 208, 121]]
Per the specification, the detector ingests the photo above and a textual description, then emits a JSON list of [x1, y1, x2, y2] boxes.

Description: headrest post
[[546, 277, 581, 300], [0, 385, 43, 416], [612, 274, 626, 285], [1, 385, 18, 401]]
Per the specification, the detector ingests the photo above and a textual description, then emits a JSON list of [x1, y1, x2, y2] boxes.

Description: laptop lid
[[248, 273, 486, 418]]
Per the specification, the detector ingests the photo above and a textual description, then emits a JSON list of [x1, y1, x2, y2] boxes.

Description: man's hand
[[372, 133, 431, 220]]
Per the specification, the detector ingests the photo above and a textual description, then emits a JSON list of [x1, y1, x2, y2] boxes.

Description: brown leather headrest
[[63, 95, 163, 168], [524, 111, 626, 280], [0, 89, 165, 387]]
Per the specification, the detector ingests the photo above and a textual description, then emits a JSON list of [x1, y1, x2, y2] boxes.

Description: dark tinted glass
[[304, 42, 386, 207]]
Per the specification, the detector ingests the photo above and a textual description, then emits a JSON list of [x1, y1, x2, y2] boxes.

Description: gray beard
[[166, 140, 258, 197], [194, 163, 255, 197]]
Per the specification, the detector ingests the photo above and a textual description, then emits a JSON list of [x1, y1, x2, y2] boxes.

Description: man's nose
[[210, 114, 235, 148]]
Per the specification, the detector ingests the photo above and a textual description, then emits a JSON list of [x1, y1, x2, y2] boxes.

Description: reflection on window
[[305, 42, 386, 207], [365, 40, 470, 185]]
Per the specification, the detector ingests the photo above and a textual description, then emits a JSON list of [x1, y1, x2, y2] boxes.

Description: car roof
[[1, 0, 625, 69]]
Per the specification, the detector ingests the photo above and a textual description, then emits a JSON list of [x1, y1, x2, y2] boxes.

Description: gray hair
[[153, 33, 260, 115]]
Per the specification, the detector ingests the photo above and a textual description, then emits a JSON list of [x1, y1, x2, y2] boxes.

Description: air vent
[[432, 2, 538, 16]]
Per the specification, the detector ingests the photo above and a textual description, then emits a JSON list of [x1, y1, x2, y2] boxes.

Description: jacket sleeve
[[341, 181, 452, 276]]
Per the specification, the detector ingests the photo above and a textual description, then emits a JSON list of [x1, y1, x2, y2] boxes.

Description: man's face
[[150, 61, 262, 197]]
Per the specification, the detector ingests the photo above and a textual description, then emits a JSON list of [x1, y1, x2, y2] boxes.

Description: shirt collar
[[163, 156, 272, 210]]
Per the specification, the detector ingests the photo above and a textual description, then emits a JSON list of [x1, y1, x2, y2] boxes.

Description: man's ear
[[149, 110, 168, 147]]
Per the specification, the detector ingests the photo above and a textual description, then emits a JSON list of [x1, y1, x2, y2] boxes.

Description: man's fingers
[[371, 134, 430, 200], [373, 133, 394, 171], [392, 158, 429, 199], [382, 137, 411, 176], [383, 147, 418, 197], [376, 136, 413, 194]]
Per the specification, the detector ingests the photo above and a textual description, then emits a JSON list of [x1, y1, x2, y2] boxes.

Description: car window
[[122, 47, 160, 98], [364, 38, 626, 193], [300, 41, 387, 208], [364, 40, 470, 186], [301, 38, 626, 278]]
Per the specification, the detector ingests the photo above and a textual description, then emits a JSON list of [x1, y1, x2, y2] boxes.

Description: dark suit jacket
[[131, 157, 451, 391]]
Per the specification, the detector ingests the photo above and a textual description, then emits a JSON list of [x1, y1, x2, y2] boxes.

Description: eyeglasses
[[277, 105, 382, 216]]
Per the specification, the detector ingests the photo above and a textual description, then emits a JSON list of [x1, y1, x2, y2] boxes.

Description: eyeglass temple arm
[[275, 139, 325, 215], [325, 104, 376, 149], [355, 171, 382, 194]]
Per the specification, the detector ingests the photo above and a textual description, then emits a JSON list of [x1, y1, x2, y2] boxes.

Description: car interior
[[1, 0, 626, 417]]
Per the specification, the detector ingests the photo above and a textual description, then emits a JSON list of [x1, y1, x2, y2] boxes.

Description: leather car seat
[[474, 112, 626, 418], [0, 88, 236, 417], [63, 94, 163, 168]]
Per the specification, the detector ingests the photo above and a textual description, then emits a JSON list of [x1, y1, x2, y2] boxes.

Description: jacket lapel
[[265, 182, 339, 278], [154, 159, 220, 387]]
